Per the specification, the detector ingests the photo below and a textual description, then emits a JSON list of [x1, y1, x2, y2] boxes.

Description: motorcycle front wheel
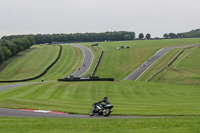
[[89, 109, 94, 116], [103, 109, 110, 116]]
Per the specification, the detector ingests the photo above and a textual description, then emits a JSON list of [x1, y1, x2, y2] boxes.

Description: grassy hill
[[78, 38, 200, 80], [1, 39, 200, 81], [0, 45, 59, 81], [0, 39, 200, 114], [34, 44, 83, 81], [147, 46, 200, 85], [0, 44, 83, 81], [137, 48, 184, 81], [1, 39, 200, 132]]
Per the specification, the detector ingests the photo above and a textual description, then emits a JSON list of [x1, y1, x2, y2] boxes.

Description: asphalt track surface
[[70, 44, 93, 77], [0, 107, 175, 118], [124, 44, 198, 81]]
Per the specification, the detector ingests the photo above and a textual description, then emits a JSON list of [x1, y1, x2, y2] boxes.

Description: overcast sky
[[0, 0, 200, 38]]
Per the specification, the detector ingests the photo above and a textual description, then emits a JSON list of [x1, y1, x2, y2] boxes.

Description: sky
[[0, 0, 200, 38]]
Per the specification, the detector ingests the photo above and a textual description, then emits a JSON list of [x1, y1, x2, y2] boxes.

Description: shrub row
[[0, 36, 35, 64], [1, 31, 135, 44]]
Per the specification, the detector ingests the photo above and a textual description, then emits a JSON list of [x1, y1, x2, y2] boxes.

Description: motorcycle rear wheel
[[89, 109, 94, 116]]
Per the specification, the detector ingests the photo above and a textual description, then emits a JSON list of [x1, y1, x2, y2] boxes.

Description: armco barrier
[[0, 45, 62, 83], [91, 50, 103, 77], [146, 45, 200, 82], [58, 77, 114, 82]]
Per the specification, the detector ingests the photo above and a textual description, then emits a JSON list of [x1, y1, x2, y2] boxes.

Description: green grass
[[0, 45, 59, 81], [137, 48, 184, 81], [0, 81, 200, 116], [177, 47, 200, 73], [77, 39, 200, 80], [34, 44, 83, 81], [149, 47, 200, 85], [0, 117, 200, 133], [0, 44, 83, 82], [1, 39, 200, 81], [1, 39, 200, 132]]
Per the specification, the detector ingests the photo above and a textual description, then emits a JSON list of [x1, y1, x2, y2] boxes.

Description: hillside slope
[[0, 45, 83, 81], [79, 38, 200, 80], [150, 46, 200, 85], [0, 45, 59, 81]]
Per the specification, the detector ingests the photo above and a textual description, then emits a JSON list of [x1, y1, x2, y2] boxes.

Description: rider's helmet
[[104, 96, 108, 100]]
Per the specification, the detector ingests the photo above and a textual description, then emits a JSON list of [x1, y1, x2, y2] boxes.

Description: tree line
[[163, 29, 200, 39], [0, 36, 35, 64], [138, 33, 151, 39], [1, 31, 135, 44]]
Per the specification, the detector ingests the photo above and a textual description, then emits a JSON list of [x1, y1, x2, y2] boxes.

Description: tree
[[0, 47, 5, 63], [0, 40, 17, 56], [139, 33, 144, 39], [11, 38, 24, 52], [123, 34, 132, 40], [25, 36, 35, 46], [145, 33, 151, 39], [1, 31, 136, 44], [0, 36, 35, 64], [20, 38, 31, 49], [1, 46, 11, 60], [169, 33, 177, 38], [163, 33, 169, 38]]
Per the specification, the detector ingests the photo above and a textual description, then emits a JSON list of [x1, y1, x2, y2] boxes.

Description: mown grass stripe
[[0, 45, 58, 80]]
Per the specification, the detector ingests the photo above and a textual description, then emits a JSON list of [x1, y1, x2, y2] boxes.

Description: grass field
[[0, 44, 83, 81], [0, 45, 59, 81], [148, 46, 200, 85], [1, 39, 200, 132], [1, 39, 200, 81], [33, 44, 83, 81], [0, 117, 200, 133], [137, 48, 184, 81], [78, 38, 200, 80], [0, 81, 200, 116]]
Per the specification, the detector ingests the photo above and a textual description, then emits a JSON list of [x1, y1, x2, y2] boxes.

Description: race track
[[0, 83, 166, 118], [0, 107, 170, 118], [0, 44, 94, 118], [0, 44, 197, 118], [124, 44, 198, 81], [70, 44, 93, 77]]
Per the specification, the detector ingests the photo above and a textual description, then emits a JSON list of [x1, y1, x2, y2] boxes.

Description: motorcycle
[[89, 102, 114, 117]]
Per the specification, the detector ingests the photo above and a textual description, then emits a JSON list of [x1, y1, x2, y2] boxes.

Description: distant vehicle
[[91, 43, 98, 46]]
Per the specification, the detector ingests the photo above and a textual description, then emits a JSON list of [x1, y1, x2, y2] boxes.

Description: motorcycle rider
[[89, 96, 113, 116], [95, 97, 110, 110], [98, 97, 110, 106]]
